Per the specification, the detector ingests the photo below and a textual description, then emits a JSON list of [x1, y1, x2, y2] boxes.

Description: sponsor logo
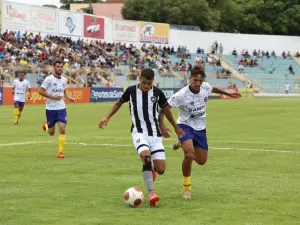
[[65, 13, 76, 34], [6, 4, 26, 19], [91, 90, 123, 99]]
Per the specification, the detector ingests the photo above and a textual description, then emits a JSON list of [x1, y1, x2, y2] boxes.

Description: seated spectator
[[238, 64, 244, 73], [271, 50, 277, 58], [288, 65, 295, 75], [282, 51, 286, 59], [232, 49, 237, 56], [266, 51, 270, 59], [295, 52, 300, 58], [287, 51, 292, 59]]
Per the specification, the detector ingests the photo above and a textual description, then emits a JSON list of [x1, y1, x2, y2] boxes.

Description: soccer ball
[[124, 187, 144, 207]]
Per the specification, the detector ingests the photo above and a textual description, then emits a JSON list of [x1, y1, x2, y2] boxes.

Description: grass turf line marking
[[0, 141, 297, 153]]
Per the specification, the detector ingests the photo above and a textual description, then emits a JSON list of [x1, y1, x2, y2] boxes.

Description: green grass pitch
[[0, 99, 299, 225]]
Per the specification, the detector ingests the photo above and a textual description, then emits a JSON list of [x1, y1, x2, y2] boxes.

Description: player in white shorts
[[160, 66, 241, 199], [99, 68, 184, 207], [12, 71, 32, 125]]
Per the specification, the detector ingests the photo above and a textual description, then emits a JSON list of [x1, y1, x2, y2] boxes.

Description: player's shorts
[[14, 101, 25, 107], [178, 124, 208, 150], [46, 109, 67, 128], [132, 132, 165, 160]]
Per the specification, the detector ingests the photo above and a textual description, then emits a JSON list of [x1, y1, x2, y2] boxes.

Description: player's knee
[[48, 130, 55, 136], [143, 155, 152, 166], [195, 158, 207, 166], [184, 152, 195, 162], [155, 165, 165, 175]]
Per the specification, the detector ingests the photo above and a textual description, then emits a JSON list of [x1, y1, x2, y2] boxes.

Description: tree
[[122, 0, 220, 31], [42, 5, 57, 8], [121, 0, 300, 35]]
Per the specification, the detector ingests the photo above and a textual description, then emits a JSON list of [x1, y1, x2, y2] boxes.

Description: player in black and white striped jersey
[[99, 68, 184, 207]]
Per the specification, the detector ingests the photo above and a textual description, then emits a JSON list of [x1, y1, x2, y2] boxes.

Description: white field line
[[0, 141, 297, 154]]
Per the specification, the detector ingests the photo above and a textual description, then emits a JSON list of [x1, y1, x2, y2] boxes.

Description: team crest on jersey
[[136, 139, 140, 143], [204, 97, 208, 103], [190, 101, 194, 105], [151, 96, 156, 103]]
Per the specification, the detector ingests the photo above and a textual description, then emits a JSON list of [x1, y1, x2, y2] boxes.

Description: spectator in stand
[[288, 65, 295, 75], [282, 51, 286, 59], [219, 43, 223, 55], [238, 64, 244, 73], [285, 82, 290, 94], [271, 50, 277, 58], [232, 49, 237, 57], [295, 52, 300, 58]]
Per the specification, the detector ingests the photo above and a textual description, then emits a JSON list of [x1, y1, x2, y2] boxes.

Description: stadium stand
[[0, 30, 245, 90], [222, 50, 300, 93]]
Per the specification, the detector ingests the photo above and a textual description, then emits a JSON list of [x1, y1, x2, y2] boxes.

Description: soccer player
[[39, 59, 75, 159], [12, 71, 32, 125], [160, 66, 241, 199], [99, 68, 184, 207]]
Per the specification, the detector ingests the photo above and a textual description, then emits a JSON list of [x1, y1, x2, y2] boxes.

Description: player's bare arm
[[64, 89, 75, 102], [28, 88, 32, 99], [39, 87, 63, 101], [158, 110, 171, 138], [99, 100, 123, 129], [212, 86, 241, 98], [12, 86, 15, 95], [161, 105, 184, 138]]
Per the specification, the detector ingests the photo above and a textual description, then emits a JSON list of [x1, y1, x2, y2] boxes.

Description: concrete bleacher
[[223, 55, 300, 93]]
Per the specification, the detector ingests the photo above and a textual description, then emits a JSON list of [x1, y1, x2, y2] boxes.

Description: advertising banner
[[83, 14, 105, 39], [0, 88, 3, 106], [90, 88, 124, 102], [220, 88, 239, 99], [112, 20, 139, 42], [31, 6, 57, 33], [139, 22, 169, 44], [2, 88, 90, 105], [238, 88, 254, 98], [58, 10, 82, 36], [3, 1, 30, 31]]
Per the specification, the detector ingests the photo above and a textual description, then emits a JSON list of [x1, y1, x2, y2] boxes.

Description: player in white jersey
[[12, 71, 32, 125], [161, 66, 240, 199], [39, 59, 75, 159]]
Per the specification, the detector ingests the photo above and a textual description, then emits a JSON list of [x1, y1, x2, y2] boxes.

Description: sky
[[9, 0, 62, 7]]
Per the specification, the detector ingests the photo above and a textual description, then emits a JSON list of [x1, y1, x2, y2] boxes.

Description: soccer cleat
[[42, 121, 48, 131], [173, 141, 181, 150], [57, 152, 64, 159], [183, 191, 192, 199], [148, 192, 160, 207], [14, 123, 18, 126], [152, 170, 157, 182]]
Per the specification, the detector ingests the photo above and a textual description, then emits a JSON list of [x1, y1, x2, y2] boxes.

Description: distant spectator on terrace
[[196, 47, 204, 54], [282, 51, 286, 59], [238, 64, 244, 73], [271, 51, 277, 58], [266, 51, 270, 59], [296, 52, 300, 58], [219, 43, 223, 55], [232, 49, 237, 57], [287, 51, 292, 59], [288, 65, 295, 75]]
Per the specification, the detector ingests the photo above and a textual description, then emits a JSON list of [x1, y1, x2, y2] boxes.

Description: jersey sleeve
[[168, 91, 182, 108], [12, 80, 16, 88], [203, 82, 212, 94], [158, 90, 169, 108], [119, 87, 131, 103], [41, 77, 50, 90]]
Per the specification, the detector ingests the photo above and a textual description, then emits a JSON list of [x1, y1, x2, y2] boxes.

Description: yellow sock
[[58, 135, 66, 153], [183, 176, 192, 192], [13, 108, 19, 124], [17, 110, 22, 123]]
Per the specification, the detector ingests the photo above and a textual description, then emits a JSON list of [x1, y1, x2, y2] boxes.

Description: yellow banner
[[139, 22, 169, 44], [238, 88, 254, 98]]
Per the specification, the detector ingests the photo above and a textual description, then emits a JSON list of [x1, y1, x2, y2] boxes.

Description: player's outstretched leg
[[13, 102, 23, 125], [181, 139, 195, 199], [140, 152, 160, 207]]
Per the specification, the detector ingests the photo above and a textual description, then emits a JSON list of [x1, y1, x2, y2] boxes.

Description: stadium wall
[[2, 1, 300, 55]]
